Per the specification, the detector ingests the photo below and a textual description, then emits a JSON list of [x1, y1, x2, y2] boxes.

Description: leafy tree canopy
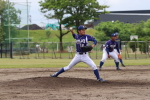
[[94, 19, 150, 41]]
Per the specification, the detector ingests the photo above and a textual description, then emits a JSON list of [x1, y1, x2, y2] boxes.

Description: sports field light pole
[[27, 0, 29, 43], [26, 0, 30, 57], [7, 0, 10, 43]]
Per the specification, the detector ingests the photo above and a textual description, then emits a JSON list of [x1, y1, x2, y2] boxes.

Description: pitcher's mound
[[5, 77, 108, 89]]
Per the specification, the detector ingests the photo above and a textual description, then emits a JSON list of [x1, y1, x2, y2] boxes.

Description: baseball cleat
[[99, 66, 102, 70], [50, 74, 57, 77], [122, 64, 126, 67], [116, 67, 122, 70], [97, 78, 106, 82]]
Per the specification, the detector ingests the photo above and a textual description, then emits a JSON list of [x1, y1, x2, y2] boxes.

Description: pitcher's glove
[[81, 45, 93, 52], [118, 54, 122, 59]]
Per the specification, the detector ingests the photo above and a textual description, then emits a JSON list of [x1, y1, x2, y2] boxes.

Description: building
[[94, 10, 150, 26], [21, 24, 43, 30]]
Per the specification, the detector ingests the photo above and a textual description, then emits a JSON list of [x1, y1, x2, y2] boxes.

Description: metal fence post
[[0, 43, 2, 58], [135, 41, 137, 59], [10, 42, 13, 59], [147, 41, 149, 57], [145, 41, 147, 59], [124, 41, 126, 59], [5, 43, 7, 58]]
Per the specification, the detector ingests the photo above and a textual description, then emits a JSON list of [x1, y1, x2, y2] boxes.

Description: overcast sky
[[9, 0, 150, 26]]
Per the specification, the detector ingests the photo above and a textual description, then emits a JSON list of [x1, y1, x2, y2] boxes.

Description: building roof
[[21, 24, 43, 30], [109, 10, 150, 14], [93, 10, 150, 26]]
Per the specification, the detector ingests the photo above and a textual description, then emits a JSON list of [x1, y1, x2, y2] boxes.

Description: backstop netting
[[4, 0, 30, 43]]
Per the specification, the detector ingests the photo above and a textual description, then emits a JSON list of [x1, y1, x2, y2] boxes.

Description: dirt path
[[0, 66, 150, 100]]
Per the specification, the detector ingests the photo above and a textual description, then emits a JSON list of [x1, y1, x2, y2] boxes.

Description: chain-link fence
[[0, 42, 12, 58], [10, 41, 150, 59]]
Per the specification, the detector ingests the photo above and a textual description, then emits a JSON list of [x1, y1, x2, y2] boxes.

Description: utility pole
[[27, 0, 29, 43], [26, 0, 30, 54], [7, 0, 10, 43]]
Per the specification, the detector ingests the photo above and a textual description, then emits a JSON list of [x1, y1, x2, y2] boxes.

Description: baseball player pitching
[[50, 25, 105, 82], [98, 33, 122, 70]]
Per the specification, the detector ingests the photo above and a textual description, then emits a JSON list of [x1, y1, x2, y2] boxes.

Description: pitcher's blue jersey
[[72, 33, 97, 52], [105, 40, 120, 55]]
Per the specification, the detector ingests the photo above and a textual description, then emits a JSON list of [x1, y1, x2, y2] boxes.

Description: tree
[[144, 19, 150, 37], [94, 20, 132, 41], [62, 0, 108, 32], [129, 38, 138, 53], [94, 21, 116, 41], [119, 22, 133, 41], [94, 31, 109, 41], [132, 21, 145, 37], [3, 1, 21, 42], [0, 0, 5, 42], [0, 0, 21, 43], [138, 37, 149, 54], [39, 0, 70, 51]]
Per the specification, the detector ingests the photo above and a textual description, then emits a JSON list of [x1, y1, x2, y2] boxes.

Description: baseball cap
[[78, 25, 87, 30], [114, 32, 119, 36], [111, 33, 116, 37]]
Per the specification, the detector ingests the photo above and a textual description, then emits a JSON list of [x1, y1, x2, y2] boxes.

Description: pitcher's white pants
[[63, 52, 97, 71], [101, 49, 119, 62], [114, 49, 121, 54]]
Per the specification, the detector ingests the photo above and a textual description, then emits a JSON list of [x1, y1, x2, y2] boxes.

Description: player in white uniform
[[50, 25, 105, 82], [98, 33, 122, 70]]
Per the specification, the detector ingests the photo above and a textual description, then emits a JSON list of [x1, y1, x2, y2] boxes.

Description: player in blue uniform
[[114, 32, 126, 67], [50, 25, 105, 82], [99, 33, 122, 70]]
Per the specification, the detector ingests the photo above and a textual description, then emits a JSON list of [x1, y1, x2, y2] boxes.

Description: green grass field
[[0, 58, 150, 69]]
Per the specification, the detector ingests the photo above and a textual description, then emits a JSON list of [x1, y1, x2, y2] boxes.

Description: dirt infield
[[0, 66, 150, 100]]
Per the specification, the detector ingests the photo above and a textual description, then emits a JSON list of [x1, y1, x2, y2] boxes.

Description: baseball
[[69, 27, 73, 30]]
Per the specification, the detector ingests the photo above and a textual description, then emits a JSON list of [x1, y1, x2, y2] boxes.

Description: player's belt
[[77, 52, 87, 55]]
